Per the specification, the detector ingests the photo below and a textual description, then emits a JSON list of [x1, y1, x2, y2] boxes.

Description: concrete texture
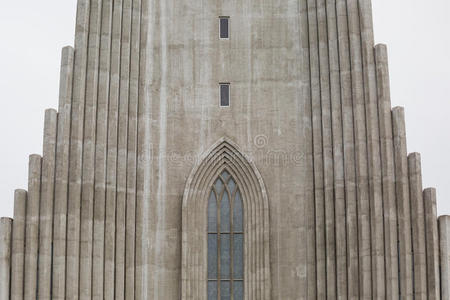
[[440, 216, 450, 300], [0, 0, 449, 299], [0, 218, 12, 300]]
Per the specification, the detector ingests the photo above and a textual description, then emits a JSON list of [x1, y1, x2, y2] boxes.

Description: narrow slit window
[[220, 17, 229, 39], [220, 83, 230, 107]]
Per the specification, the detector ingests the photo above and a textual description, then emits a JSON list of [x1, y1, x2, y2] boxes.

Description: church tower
[[0, 0, 449, 299]]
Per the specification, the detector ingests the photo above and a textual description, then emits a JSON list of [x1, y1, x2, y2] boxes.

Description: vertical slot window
[[220, 83, 230, 107], [220, 17, 229, 39]]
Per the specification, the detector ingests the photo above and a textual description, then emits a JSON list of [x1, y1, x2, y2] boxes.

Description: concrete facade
[[0, 0, 449, 299]]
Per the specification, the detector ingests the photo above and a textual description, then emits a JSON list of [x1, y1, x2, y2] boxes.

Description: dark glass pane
[[220, 192, 230, 232], [228, 178, 236, 194], [233, 191, 243, 232], [220, 84, 230, 107], [215, 178, 224, 194], [208, 191, 217, 232], [233, 281, 244, 300], [208, 234, 218, 279], [221, 281, 231, 300], [220, 18, 229, 38], [233, 234, 244, 279], [208, 281, 218, 300], [220, 234, 231, 279]]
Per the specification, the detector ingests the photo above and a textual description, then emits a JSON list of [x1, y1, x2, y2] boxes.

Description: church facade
[[0, 0, 450, 299]]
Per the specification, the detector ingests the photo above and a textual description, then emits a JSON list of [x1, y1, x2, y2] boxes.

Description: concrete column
[[66, 0, 90, 298], [0, 218, 12, 300], [115, 0, 133, 297], [125, 0, 141, 297], [392, 107, 413, 298], [439, 216, 450, 300], [11, 190, 27, 300], [52, 46, 74, 300], [326, 0, 348, 297], [38, 109, 58, 299], [105, 0, 123, 298], [347, 0, 372, 297], [423, 188, 440, 300], [358, 1, 385, 296], [375, 44, 399, 299], [408, 153, 427, 299], [79, 0, 103, 298], [336, 1, 359, 297], [24, 155, 42, 300], [92, 1, 113, 299], [135, 0, 151, 296], [306, 0, 325, 298], [316, 0, 336, 297]]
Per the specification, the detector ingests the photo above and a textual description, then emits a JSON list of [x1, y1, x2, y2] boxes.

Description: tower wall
[[0, 0, 448, 299]]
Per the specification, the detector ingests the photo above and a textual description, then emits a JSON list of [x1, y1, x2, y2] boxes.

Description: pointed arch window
[[207, 170, 244, 299]]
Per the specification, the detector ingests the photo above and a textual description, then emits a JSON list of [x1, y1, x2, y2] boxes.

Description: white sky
[[0, 0, 449, 218]]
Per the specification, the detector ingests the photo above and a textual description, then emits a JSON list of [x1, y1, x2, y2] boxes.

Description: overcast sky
[[0, 0, 449, 218]]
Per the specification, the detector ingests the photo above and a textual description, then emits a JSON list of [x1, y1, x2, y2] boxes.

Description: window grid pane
[[208, 171, 244, 299]]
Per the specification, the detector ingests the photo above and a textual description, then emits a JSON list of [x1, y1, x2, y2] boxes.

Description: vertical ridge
[[66, 0, 91, 297], [115, 0, 133, 296], [392, 107, 414, 298], [375, 44, 399, 299], [24, 155, 42, 300], [11, 190, 27, 300], [52, 46, 74, 300], [79, 0, 103, 298], [104, 0, 124, 298], [423, 188, 440, 300], [408, 153, 427, 299], [125, 0, 142, 297], [92, 0, 114, 298], [0, 217, 13, 300], [307, 0, 326, 297], [439, 216, 450, 300], [336, 0, 359, 297], [38, 109, 58, 299]]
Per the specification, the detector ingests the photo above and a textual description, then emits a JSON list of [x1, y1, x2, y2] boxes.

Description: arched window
[[207, 170, 244, 299]]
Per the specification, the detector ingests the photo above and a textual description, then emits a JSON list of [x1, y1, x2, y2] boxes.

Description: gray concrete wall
[[0, 0, 448, 299]]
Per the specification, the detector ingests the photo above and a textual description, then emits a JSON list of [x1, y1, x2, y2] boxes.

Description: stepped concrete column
[[408, 153, 427, 300], [11, 190, 27, 300], [392, 107, 413, 298], [423, 188, 440, 300], [439, 215, 450, 300], [0, 217, 13, 300], [24, 155, 42, 300], [38, 109, 58, 299]]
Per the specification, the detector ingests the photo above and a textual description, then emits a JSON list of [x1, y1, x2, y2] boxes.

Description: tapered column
[[316, 0, 336, 297], [104, 0, 123, 298], [11, 190, 27, 300], [125, 0, 141, 297], [79, 0, 103, 298], [347, 0, 371, 297], [0, 218, 12, 300], [336, 1, 359, 297], [423, 188, 440, 300], [408, 153, 427, 299], [375, 44, 399, 299], [392, 107, 413, 298], [38, 109, 58, 299], [439, 216, 450, 300], [24, 155, 42, 300], [66, 0, 91, 298], [306, 0, 325, 298], [115, 0, 133, 297], [92, 1, 113, 299], [52, 46, 74, 300]]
